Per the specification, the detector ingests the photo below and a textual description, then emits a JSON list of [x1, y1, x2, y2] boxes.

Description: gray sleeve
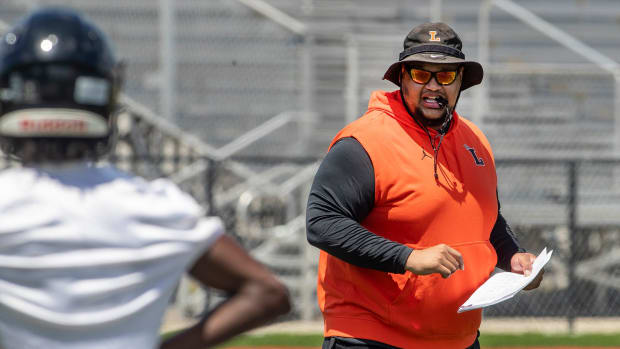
[[305, 137, 413, 274], [490, 194, 526, 271]]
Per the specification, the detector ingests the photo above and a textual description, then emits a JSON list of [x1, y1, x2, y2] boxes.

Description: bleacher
[[1, 0, 619, 321], [253, 0, 619, 160], [1, 0, 306, 156], [1, 0, 618, 204], [2, 0, 618, 159], [261, 0, 620, 230]]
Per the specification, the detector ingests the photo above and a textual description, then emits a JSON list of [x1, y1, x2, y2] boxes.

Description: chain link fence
[[0, 0, 312, 152], [484, 70, 616, 158], [1, 0, 619, 331], [493, 160, 620, 329], [0, 0, 317, 321], [343, 0, 620, 330]]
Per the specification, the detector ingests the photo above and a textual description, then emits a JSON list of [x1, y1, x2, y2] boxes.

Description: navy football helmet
[[0, 7, 123, 160]]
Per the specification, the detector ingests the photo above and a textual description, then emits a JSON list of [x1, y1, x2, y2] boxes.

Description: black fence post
[[567, 160, 578, 333]]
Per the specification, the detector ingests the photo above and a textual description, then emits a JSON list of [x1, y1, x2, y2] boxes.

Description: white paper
[[458, 247, 552, 313]]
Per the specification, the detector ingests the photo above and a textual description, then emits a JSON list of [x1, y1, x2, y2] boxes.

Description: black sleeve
[[490, 193, 526, 271], [306, 137, 413, 274]]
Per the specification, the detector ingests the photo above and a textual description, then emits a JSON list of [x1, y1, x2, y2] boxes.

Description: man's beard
[[412, 106, 449, 128]]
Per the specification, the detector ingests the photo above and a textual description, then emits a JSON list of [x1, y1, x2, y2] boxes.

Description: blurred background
[[1, 0, 619, 335]]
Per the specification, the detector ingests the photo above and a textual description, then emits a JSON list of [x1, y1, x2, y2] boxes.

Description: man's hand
[[510, 252, 544, 290], [405, 244, 464, 278]]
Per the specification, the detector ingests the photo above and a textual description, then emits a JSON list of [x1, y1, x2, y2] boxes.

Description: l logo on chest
[[464, 144, 485, 166]]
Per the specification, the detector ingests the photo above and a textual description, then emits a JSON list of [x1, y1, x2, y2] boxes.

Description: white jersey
[[0, 163, 224, 349]]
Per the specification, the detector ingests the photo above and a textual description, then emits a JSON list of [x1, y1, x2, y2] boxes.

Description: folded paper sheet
[[458, 247, 552, 313]]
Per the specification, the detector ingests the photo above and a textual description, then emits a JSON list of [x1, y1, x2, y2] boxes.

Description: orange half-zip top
[[318, 90, 498, 349], [398, 91, 453, 181]]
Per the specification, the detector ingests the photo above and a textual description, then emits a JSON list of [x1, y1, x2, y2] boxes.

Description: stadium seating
[[3, 0, 618, 159], [2, 0, 619, 320]]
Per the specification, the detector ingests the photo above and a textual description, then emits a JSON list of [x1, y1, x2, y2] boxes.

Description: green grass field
[[214, 333, 620, 347], [479, 333, 620, 347]]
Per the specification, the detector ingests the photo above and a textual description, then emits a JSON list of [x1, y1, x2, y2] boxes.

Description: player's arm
[[306, 137, 462, 278], [160, 235, 291, 349]]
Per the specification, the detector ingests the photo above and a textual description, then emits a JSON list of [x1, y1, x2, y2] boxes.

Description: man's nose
[[425, 75, 442, 90]]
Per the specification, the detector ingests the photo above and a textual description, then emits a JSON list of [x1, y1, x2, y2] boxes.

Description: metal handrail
[[477, 0, 620, 153], [120, 95, 219, 158], [215, 111, 296, 160], [487, 63, 620, 75], [165, 110, 304, 188], [493, 0, 618, 73], [233, 0, 307, 35]]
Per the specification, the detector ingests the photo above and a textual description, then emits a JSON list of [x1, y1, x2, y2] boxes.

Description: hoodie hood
[[366, 90, 460, 137]]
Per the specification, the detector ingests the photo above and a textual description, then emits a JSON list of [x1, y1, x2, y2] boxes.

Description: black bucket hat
[[383, 22, 483, 91]]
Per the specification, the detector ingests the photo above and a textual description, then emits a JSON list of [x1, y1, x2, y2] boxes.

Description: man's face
[[400, 62, 463, 129]]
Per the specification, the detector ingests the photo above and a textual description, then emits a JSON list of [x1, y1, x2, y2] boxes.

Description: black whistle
[[436, 96, 449, 108]]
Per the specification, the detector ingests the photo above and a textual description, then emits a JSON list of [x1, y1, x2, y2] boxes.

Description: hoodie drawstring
[[400, 91, 452, 180], [430, 132, 444, 180]]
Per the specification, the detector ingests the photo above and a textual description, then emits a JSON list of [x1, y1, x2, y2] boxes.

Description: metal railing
[[234, 0, 307, 35], [3, 0, 620, 328], [494, 158, 620, 331], [476, 0, 620, 153], [0, 88, 319, 320]]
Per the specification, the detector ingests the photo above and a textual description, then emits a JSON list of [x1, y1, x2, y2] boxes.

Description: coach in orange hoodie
[[306, 22, 544, 349]]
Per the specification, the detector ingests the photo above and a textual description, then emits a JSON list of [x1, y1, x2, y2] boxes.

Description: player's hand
[[405, 244, 464, 278], [510, 252, 544, 290]]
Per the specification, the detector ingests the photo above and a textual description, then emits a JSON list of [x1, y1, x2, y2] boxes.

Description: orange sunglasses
[[407, 66, 459, 85]]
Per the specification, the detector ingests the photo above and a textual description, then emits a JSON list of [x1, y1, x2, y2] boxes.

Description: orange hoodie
[[317, 90, 498, 349]]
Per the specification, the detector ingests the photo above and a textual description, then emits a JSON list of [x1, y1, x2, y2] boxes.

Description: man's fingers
[[511, 253, 535, 276], [445, 245, 464, 270], [438, 251, 464, 278], [406, 244, 465, 277], [442, 251, 461, 272], [523, 264, 531, 276], [438, 265, 452, 278], [521, 255, 535, 276], [511, 257, 523, 272], [441, 258, 458, 275]]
